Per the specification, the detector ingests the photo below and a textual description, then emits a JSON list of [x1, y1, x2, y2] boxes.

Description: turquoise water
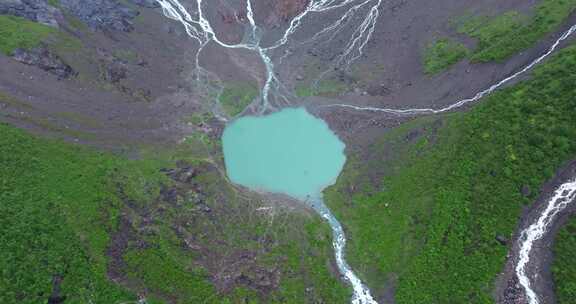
[[222, 107, 346, 200]]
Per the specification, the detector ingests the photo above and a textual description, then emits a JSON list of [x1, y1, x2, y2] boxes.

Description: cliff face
[[0, 0, 160, 31], [58, 0, 140, 31], [0, 0, 61, 27]]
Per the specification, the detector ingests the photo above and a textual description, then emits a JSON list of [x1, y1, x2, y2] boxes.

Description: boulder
[[12, 47, 75, 79], [367, 84, 392, 96], [103, 60, 128, 83], [495, 235, 508, 246]]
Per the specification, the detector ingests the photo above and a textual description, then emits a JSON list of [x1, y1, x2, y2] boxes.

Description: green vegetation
[[295, 84, 314, 97], [123, 232, 217, 302], [1, 117, 350, 303], [457, 0, 576, 62], [425, 0, 576, 73], [269, 221, 351, 303], [1, 110, 97, 140], [0, 13, 83, 62], [0, 123, 149, 303], [0, 15, 56, 55], [422, 38, 468, 75], [186, 111, 214, 127], [219, 82, 258, 116], [326, 43, 576, 303], [294, 57, 351, 97], [552, 218, 576, 303]]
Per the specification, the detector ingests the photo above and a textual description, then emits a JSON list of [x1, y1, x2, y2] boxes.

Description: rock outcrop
[[102, 60, 128, 84], [0, 0, 158, 31], [58, 0, 139, 31], [0, 0, 61, 27], [128, 0, 160, 9], [12, 46, 75, 79]]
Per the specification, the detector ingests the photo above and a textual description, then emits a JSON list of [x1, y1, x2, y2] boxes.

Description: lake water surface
[[222, 107, 346, 200]]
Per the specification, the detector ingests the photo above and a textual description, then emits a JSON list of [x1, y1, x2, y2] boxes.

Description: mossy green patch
[[219, 82, 258, 117], [113, 49, 139, 64], [423, 38, 469, 75], [296, 79, 348, 97], [458, 0, 576, 62], [123, 237, 216, 303], [0, 15, 56, 55], [426, 0, 576, 73], [552, 218, 576, 303]]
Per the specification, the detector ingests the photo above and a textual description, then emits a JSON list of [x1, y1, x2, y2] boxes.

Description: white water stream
[[309, 197, 377, 304], [154, 0, 576, 302], [516, 179, 576, 304]]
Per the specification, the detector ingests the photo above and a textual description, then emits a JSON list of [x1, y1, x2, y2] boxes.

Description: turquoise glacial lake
[[222, 107, 346, 200]]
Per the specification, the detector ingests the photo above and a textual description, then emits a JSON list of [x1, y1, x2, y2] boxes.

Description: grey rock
[[103, 60, 128, 83], [12, 47, 75, 79], [496, 235, 508, 246], [198, 204, 211, 213], [502, 276, 525, 304], [0, 0, 60, 27], [161, 163, 198, 184], [127, 0, 159, 8], [0, 0, 153, 32], [58, 0, 139, 31], [367, 84, 391, 96]]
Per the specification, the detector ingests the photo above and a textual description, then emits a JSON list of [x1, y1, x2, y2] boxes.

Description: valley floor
[[1, 0, 576, 303]]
